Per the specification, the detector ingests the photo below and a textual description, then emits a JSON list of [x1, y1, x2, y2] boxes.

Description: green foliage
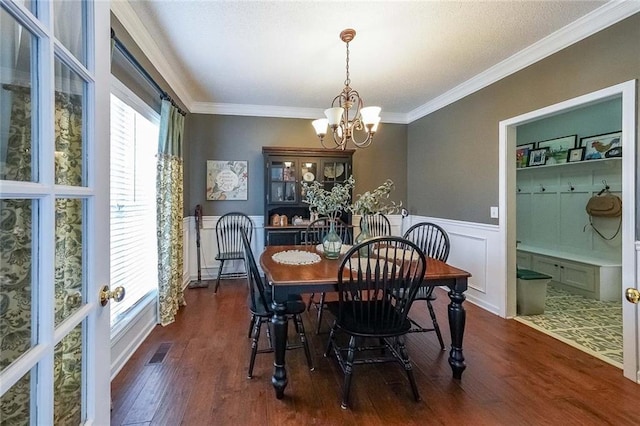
[[302, 175, 355, 219], [350, 179, 401, 215], [303, 176, 402, 218]]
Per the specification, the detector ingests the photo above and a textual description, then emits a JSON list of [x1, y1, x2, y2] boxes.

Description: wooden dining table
[[259, 244, 472, 399]]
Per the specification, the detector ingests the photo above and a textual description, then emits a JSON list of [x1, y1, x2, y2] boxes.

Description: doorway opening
[[499, 80, 637, 381]]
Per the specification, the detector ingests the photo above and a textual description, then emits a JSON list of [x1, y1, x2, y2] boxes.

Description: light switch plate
[[490, 206, 499, 218]]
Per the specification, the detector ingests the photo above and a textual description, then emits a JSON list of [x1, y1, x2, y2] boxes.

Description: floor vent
[[148, 342, 172, 364]]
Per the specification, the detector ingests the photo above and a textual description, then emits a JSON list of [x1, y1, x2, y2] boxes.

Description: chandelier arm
[[314, 28, 380, 150]]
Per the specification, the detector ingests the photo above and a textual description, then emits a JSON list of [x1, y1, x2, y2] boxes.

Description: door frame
[[498, 80, 637, 381]]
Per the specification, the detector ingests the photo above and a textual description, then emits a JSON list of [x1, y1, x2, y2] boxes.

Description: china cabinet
[[262, 147, 354, 245]]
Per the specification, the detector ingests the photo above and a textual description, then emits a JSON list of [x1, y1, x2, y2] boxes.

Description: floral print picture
[[206, 160, 248, 200]]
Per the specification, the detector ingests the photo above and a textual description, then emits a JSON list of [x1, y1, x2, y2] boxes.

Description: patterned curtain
[[0, 86, 33, 426], [0, 86, 83, 425], [156, 99, 186, 326]]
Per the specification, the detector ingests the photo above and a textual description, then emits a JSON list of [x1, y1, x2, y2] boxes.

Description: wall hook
[[597, 179, 610, 195], [539, 184, 546, 192], [568, 181, 575, 191]]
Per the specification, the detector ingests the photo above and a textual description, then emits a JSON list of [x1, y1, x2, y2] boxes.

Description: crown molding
[[112, 1, 638, 122], [110, 1, 195, 111], [190, 102, 408, 124], [406, 1, 640, 123]]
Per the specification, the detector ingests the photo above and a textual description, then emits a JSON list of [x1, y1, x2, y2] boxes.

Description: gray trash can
[[516, 269, 552, 315]]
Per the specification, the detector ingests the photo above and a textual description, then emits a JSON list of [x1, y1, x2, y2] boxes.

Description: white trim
[[499, 80, 637, 381], [189, 102, 408, 124], [110, 298, 157, 380], [406, 215, 502, 316], [111, 76, 160, 124], [110, 0, 194, 110], [405, 1, 640, 122], [112, 1, 639, 122]]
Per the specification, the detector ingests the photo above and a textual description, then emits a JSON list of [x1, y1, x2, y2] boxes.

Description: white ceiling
[[113, 1, 637, 123]]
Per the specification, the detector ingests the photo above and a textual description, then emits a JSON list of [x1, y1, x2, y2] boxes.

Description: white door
[[620, 81, 639, 382], [0, 0, 112, 424]]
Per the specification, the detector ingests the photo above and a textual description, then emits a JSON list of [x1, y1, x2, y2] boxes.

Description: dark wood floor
[[112, 279, 640, 425]]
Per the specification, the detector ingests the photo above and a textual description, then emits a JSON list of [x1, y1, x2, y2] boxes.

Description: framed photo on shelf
[[567, 147, 585, 163], [516, 143, 535, 169], [536, 135, 576, 165], [528, 148, 548, 167], [579, 131, 622, 160]]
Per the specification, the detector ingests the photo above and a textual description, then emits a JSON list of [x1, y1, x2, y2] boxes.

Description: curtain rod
[[111, 29, 186, 116]]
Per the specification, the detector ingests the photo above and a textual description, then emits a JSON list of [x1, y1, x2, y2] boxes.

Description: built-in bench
[[517, 245, 621, 302]]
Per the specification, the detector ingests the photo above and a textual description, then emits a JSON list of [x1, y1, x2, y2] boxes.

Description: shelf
[[516, 157, 621, 171]]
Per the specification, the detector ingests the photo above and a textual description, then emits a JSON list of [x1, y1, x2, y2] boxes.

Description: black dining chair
[[304, 217, 352, 334], [324, 236, 427, 409], [241, 231, 313, 378], [359, 213, 391, 238], [401, 222, 450, 350], [214, 212, 254, 293]]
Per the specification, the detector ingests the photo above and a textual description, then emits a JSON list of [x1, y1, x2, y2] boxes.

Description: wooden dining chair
[[359, 213, 391, 238], [214, 212, 253, 293], [241, 231, 313, 378], [401, 222, 450, 349], [324, 236, 427, 409], [304, 217, 352, 334]]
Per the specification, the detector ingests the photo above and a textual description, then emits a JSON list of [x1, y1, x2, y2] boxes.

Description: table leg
[[271, 299, 288, 399], [447, 277, 467, 379]]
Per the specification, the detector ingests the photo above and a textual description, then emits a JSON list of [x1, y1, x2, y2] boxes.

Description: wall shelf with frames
[[517, 156, 620, 172]]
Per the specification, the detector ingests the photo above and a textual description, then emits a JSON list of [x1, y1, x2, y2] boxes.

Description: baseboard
[[110, 299, 157, 380]]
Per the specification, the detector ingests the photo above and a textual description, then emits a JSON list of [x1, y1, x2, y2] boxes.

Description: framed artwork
[[579, 131, 622, 160], [516, 143, 535, 169], [206, 160, 248, 200], [567, 147, 585, 163], [528, 148, 548, 167], [536, 135, 576, 165]]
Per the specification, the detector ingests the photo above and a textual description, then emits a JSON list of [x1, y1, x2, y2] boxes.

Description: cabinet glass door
[[322, 159, 350, 190], [270, 160, 297, 203]]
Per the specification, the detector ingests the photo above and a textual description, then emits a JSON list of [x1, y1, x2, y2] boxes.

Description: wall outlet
[[490, 206, 499, 218]]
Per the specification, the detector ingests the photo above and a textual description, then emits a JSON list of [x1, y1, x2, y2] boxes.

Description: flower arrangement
[[302, 175, 355, 220], [349, 179, 401, 215]]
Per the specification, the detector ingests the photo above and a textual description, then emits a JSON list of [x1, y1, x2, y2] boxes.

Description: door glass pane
[[54, 58, 85, 186], [0, 199, 35, 371], [53, 0, 85, 64], [55, 199, 83, 326], [0, 369, 32, 425], [53, 322, 83, 425], [1, 9, 36, 182]]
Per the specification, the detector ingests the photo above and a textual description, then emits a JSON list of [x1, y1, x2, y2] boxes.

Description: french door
[[0, 0, 111, 424]]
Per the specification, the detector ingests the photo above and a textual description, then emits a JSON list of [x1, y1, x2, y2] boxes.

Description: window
[[110, 79, 159, 333]]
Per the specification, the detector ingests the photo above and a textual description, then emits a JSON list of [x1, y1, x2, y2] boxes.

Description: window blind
[[109, 93, 159, 330]]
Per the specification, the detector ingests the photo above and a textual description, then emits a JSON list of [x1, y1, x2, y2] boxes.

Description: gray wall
[[407, 13, 640, 225], [184, 115, 407, 217]]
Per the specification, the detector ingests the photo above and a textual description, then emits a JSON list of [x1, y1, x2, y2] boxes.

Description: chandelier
[[312, 29, 381, 150]]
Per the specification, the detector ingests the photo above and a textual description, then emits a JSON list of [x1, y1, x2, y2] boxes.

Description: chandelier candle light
[[312, 29, 381, 150]]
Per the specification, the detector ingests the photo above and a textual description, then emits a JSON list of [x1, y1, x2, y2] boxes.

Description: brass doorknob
[[99, 285, 126, 306], [625, 288, 640, 304]]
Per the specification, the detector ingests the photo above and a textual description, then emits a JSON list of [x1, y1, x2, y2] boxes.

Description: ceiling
[[114, 1, 633, 123]]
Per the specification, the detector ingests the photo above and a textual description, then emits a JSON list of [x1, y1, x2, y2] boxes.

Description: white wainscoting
[[182, 214, 503, 315], [110, 297, 157, 380], [406, 215, 503, 316], [185, 215, 265, 282]]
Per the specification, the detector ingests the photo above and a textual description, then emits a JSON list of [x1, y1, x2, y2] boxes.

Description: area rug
[[514, 285, 622, 368]]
